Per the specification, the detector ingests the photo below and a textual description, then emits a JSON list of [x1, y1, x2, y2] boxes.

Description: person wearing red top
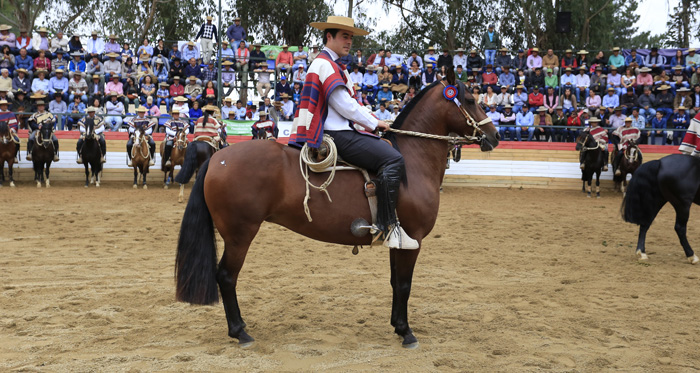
[[481, 64, 498, 92], [275, 45, 294, 79], [33, 50, 51, 72], [528, 86, 544, 112], [560, 49, 578, 69], [169, 76, 185, 98]]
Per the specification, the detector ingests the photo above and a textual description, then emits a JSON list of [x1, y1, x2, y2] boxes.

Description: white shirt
[[349, 71, 364, 85], [375, 108, 392, 120], [453, 54, 468, 69], [322, 47, 378, 132]]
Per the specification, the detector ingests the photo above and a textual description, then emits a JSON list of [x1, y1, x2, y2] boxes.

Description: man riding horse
[[162, 109, 190, 167], [252, 111, 276, 139], [127, 107, 156, 167], [288, 16, 418, 249], [0, 100, 20, 162], [26, 100, 59, 162], [193, 105, 225, 149], [612, 117, 640, 176], [580, 116, 609, 172], [76, 106, 107, 164]]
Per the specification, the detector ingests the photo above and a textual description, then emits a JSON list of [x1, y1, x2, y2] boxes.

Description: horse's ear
[[445, 68, 456, 86]]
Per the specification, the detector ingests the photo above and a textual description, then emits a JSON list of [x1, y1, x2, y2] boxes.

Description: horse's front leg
[[390, 248, 420, 348], [133, 168, 138, 189], [45, 163, 50, 188], [595, 171, 601, 198], [142, 170, 147, 189], [84, 164, 90, 187]]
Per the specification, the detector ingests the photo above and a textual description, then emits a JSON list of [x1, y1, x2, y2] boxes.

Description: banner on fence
[[223, 120, 294, 137]]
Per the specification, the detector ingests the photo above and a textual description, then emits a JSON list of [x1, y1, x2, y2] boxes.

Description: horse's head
[[443, 69, 499, 152], [0, 121, 9, 143], [175, 128, 188, 149], [85, 118, 95, 139], [575, 133, 592, 151], [134, 126, 145, 145], [39, 121, 53, 142]]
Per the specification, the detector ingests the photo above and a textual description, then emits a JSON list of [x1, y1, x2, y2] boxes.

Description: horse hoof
[[688, 255, 699, 265], [164, 185, 168, 190], [143, 185, 148, 190], [638, 253, 649, 261], [46, 181, 50, 188], [178, 197, 183, 203], [84, 184, 88, 188], [36, 182, 41, 188], [96, 183, 100, 188], [237, 331, 255, 348], [401, 333, 419, 349], [133, 184, 137, 189], [9, 182, 15, 188]]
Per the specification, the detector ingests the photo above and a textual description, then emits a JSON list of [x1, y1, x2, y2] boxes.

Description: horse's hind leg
[[217, 224, 261, 347], [133, 168, 138, 188], [44, 164, 50, 188], [7, 161, 13, 187], [389, 248, 421, 348], [142, 171, 147, 189], [671, 201, 699, 264], [84, 165, 90, 187], [595, 172, 601, 198]]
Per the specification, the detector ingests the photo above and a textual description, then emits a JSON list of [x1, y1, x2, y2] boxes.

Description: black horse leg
[[0, 160, 4, 185], [595, 171, 601, 198], [217, 226, 260, 346], [133, 168, 138, 187], [671, 202, 698, 262], [389, 250, 399, 327], [45, 163, 50, 184], [84, 164, 90, 187], [143, 172, 147, 187], [636, 224, 650, 258], [391, 248, 420, 347]]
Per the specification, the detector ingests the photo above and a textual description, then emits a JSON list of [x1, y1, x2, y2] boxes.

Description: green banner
[[224, 120, 256, 136]]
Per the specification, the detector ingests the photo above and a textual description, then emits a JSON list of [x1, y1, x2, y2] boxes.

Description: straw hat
[[672, 65, 684, 70], [516, 85, 524, 89], [499, 47, 508, 52], [639, 67, 651, 72], [280, 93, 290, 99], [106, 52, 119, 58], [206, 16, 213, 21], [55, 68, 65, 74], [624, 116, 632, 122], [612, 47, 620, 51], [86, 106, 97, 113], [173, 76, 181, 80], [589, 117, 601, 123], [109, 34, 116, 39], [678, 87, 691, 92], [222, 40, 229, 45], [678, 106, 687, 110], [657, 84, 671, 90], [188, 76, 197, 81], [259, 111, 268, 117], [536, 106, 547, 112], [0, 99, 7, 105], [171, 109, 180, 114], [577, 50, 589, 54], [531, 47, 539, 52], [203, 104, 218, 112], [109, 91, 119, 97], [35, 100, 46, 105], [224, 97, 232, 102], [310, 16, 369, 36], [688, 48, 696, 53], [427, 46, 435, 51], [91, 30, 98, 35], [159, 82, 168, 87], [381, 83, 390, 88], [222, 60, 234, 66], [565, 49, 573, 53], [173, 96, 187, 102], [136, 107, 147, 113], [607, 87, 615, 91], [187, 41, 195, 46], [0, 24, 11, 31], [455, 47, 465, 52]]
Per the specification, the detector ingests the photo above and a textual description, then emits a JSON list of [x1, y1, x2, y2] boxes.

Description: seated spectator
[[608, 47, 624, 71], [143, 96, 161, 120], [560, 87, 577, 115], [171, 96, 189, 118], [66, 95, 85, 130], [496, 85, 513, 110], [496, 65, 516, 92], [51, 49, 68, 74], [527, 86, 544, 112], [526, 48, 542, 75], [33, 49, 51, 72], [513, 85, 528, 112], [551, 106, 568, 142], [68, 71, 88, 103], [350, 65, 363, 86], [607, 107, 626, 132], [621, 67, 636, 93], [220, 40, 234, 61], [203, 81, 216, 102], [544, 68, 558, 95], [574, 66, 590, 102], [1, 45, 14, 73], [184, 76, 202, 106], [586, 90, 601, 115], [560, 49, 578, 71], [525, 67, 545, 91], [68, 52, 85, 78], [543, 86, 559, 115], [13, 68, 31, 93], [49, 92, 67, 129], [649, 110, 668, 145], [249, 43, 266, 70], [221, 60, 236, 96], [515, 68, 526, 87], [181, 41, 200, 63], [479, 85, 498, 108], [560, 67, 576, 91], [86, 55, 105, 84], [201, 60, 217, 86], [274, 75, 292, 100], [121, 42, 133, 61], [378, 65, 392, 86], [407, 61, 422, 89], [577, 50, 590, 70], [136, 38, 153, 60], [494, 48, 511, 74], [14, 48, 33, 79], [156, 82, 170, 112], [375, 103, 392, 120], [139, 74, 156, 105], [293, 64, 306, 86], [499, 105, 516, 140], [453, 48, 467, 71], [466, 49, 483, 72], [670, 50, 685, 70], [481, 64, 498, 92], [105, 74, 124, 102], [671, 106, 690, 145], [189, 100, 203, 124], [638, 86, 656, 122], [512, 49, 527, 71], [423, 46, 438, 67], [602, 87, 620, 115], [542, 49, 559, 75], [625, 49, 644, 72], [105, 91, 125, 131], [674, 87, 692, 112], [686, 48, 700, 75], [31, 27, 50, 56], [530, 106, 553, 141], [590, 65, 606, 95], [168, 57, 184, 81], [293, 45, 308, 70], [85, 31, 105, 60], [104, 35, 120, 55], [470, 68, 483, 86], [607, 66, 623, 95], [121, 57, 138, 83], [644, 47, 665, 75], [377, 84, 393, 106], [0, 69, 12, 99], [671, 65, 689, 90], [391, 66, 408, 96], [231, 99, 245, 119], [183, 58, 202, 85], [48, 68, 69, 101], [275, 45, 293, 78], [0, 24, 16, 51], [591, 50, 607, 73], [16, 30, 31, 54], [31, 69, 50, 95], [690, 84, 700, 117], [421, 64, 437, 89], [169, 75, 184, 99], [279, 93, 293, 120], [87, 73, 105, 104], [136, 55, 154, 81], [630, 108, 648, 144], [362, 66, 379, 95], [221, 97, 234, 119], [104, 52, 121, 80], [515, 104, 533, 141], [654, 69, 673, 89], [154, 58, 169, 83]]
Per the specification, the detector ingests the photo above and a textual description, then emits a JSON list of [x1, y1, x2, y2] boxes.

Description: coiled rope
[[299, 134, 338, 222]]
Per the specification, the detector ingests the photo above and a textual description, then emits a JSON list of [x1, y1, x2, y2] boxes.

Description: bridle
[[175, 129, 188, 150], [578, 132, 600, 152], [383, 81, 490, 146]]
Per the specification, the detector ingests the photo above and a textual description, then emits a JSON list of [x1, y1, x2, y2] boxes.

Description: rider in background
[[126, 106, 156, 166], [26, 100, 59, 162], [76, 106, 106, 164], [162, 108, 189, 167], [252, 111, 275, 139], [580, 116, 608, 171], [0, 99, 19, 162], [193, 104, 222, 148], [611, 116, 640, 175]]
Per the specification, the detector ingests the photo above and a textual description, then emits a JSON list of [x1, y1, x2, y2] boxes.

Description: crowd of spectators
[[0, 20, 699, 144]]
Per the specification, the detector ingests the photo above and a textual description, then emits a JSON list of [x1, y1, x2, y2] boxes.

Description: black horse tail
[[175, 158, 219, 304], [622, 159, 661, 226], [174, 141, 199, 184]]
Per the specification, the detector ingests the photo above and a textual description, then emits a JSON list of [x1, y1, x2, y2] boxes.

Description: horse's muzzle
[[480, 131, 499, 152]]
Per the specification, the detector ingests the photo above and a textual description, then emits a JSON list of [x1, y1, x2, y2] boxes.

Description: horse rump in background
[[622, 154, 700, 264]]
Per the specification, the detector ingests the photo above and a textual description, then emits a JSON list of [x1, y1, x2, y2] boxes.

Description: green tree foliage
[[662, 0, 698, 48], [233, 0, 332, 46]]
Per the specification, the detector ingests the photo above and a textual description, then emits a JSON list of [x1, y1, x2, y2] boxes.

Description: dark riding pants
[[126, 137, 156, 159]]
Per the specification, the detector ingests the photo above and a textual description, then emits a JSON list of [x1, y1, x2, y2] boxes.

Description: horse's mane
[[390, 81, 440, 130], [0, 121, 8, 135]]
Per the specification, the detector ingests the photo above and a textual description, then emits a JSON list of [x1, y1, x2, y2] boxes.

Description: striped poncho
[[679, 113, 700, 157]]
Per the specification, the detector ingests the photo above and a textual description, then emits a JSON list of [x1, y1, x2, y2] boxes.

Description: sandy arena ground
[[1, 182, 700, 371]]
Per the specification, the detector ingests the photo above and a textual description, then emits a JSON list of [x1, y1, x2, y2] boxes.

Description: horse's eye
[[464, 98, 475, 104]]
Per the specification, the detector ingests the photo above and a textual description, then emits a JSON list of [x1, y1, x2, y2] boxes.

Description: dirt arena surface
[[1, 182, 700, 371]]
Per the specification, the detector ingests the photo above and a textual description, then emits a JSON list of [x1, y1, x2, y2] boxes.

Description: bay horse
[[175, 72, 500, 348], [32, 123, 55, 188], [622, 154, 700, 264], [575, 132, 605, 198], [613, 143, 642, 194], [131, 126, 151, 189], [0, 122, 17, 187], [81, 119, 103, 188], [161, 128, 188, 202]]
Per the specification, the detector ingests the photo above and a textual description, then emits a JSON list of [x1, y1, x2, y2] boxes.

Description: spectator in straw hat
[[467, 49, 484, 72], [184, 75, 202, 106], [87, 73, 105, 103], [249, 43, 266, 70], [104, 34, 120, 55], [293, 44, 308, 70], [219, 40, 234, 61], [0, 69, 12, 99], [0, 24, 16, 51], [31, 27, 50, 55], [226, 16, 247, 48], [221, 60, 236, 95], [308, 45, 320, 65], [453, 48, 467, 71], [104, 52, 121, 80], [655, 84, 674, 120], [181, 41, 200, 63], [560, 49, 578, 70], [526, 47, 542, 76], [86, 31, 104, 60], [671, 106, 690, 145], [495, 48, 511, 74], [156, 81, 170, 112], [49, 68, 69, 101], [195, 15, 219, 63], [254, 63, 271, 98], [68, 71, 88, 103], [31, 69, 50, 95], [686, 48, 700, 75]]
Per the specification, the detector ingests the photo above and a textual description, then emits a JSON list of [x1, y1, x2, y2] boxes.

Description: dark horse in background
[[32, 123, 55, 188], [622, 153, 700, 264], [576, 132, 605, 198], [613, 143, 642, 194], [161, 128, 189, 202], [0, 121, 18, 187], [173, 120, 217, 187], [81, 119, 103, 188], [174, 71, 500, 348]]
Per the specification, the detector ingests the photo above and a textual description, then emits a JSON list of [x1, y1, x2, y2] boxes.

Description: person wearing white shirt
[[559, 68, 577, 90], [375, 103, 392, 120], [575, 67, 590, 102], [453, 49, 468, 70], [384, 50, 401, 69], [407, 51, 423, 70], [349, 66, 364, 85], [486, 105, 500, 126], [295, 17, 416, 249], [423, 47, 438, 67], [86, 31, 105, 58]]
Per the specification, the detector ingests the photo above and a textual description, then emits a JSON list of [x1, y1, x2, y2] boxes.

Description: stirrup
[[127, 160, 133, 167], [26, 153, 32, 161], [579, 163, 585, 170], [76, 156, 83, 164], [603, 165, 609, 171], [53, 154, 60, 162], [614, 169, 621, 176], [383, 224, 419, 250], [149, 158, 155, 166], [101, 156, 106, 163], [165, 159, 171, 167]]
